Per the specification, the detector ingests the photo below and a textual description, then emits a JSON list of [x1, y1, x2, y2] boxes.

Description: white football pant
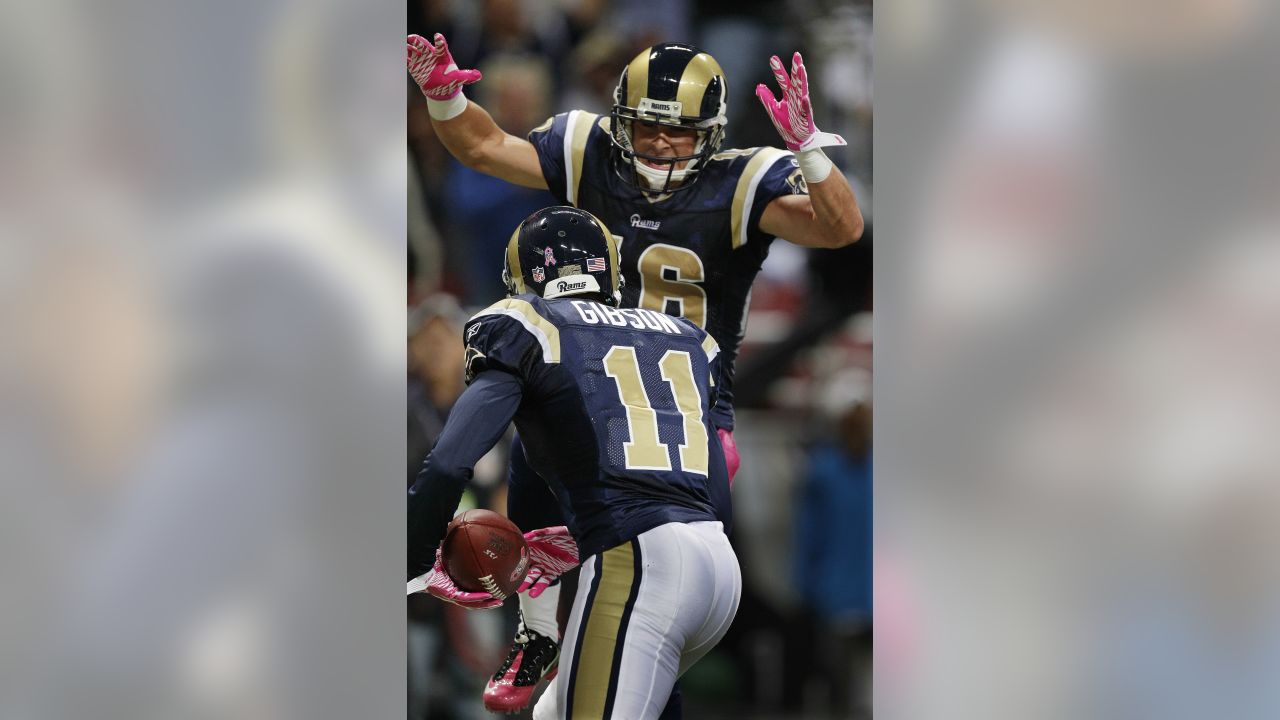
[[532, 520, 741, 719]]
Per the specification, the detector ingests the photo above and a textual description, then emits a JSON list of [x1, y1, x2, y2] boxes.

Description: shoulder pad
[[730, 147, 794, 249], [463, 298, 561, 383], [560, 110, 602, 206]]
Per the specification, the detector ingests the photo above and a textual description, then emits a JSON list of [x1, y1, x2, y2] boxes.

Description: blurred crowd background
[[406, 0, 873, 718]]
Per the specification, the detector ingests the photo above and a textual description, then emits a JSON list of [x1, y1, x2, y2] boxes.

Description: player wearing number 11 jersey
[[408, 207, 741, 719]]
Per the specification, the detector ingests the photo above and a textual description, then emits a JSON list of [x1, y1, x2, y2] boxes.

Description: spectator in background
[[439, 55, 557, 305], [407, 295, 461, 719], [407, 292, 512, 509], [610, 0, 692, 50], [559, 29, 634, 114], [793, 370, 873, 719], [423, 0, 579, 95], [808, 3, 873, 211], [408, 294, 470, 479], [408, 293, 515, 719], [408, 154, 445, 303]]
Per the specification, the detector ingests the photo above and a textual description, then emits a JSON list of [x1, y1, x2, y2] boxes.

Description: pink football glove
[[718, 427, 741, 486], [406, 547, 505, 609], [517, 526, 580, 598], [755, 52, 846, 153], [406, 33, 482, 102]]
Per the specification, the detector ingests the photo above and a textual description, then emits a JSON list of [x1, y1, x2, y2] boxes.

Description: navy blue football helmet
[[502, 206, 623, 305]]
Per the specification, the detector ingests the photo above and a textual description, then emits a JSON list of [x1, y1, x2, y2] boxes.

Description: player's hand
[[406, 33, 482, 102], [718, 427, 741, 486], [518, 526, 580, 598], [755, 52, 846, 153], [408, 548, 506, 609]]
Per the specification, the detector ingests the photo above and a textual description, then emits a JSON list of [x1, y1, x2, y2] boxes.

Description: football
[[441, 509, 530, 598]]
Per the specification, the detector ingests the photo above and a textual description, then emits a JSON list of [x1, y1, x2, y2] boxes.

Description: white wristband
[[427, 93, 468, 121], [795, 147, 834, 184]]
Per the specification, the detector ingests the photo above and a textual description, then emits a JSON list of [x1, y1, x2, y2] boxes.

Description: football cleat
[[483, 612, 560, 714]]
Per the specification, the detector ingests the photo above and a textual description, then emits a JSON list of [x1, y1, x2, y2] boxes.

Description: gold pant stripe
[[570, 542, 637, 719]]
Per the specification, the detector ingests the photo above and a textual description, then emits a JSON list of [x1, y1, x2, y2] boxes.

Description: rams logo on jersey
[[786, 168, 808, 196], [463, 346, 487, 383]]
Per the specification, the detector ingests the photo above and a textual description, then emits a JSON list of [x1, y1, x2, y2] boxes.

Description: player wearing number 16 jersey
[[408, 207, 741, 719]]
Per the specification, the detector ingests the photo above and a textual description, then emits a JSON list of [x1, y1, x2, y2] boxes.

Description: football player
[[408, 34, 862, 712], [408, 206, 741, 720]]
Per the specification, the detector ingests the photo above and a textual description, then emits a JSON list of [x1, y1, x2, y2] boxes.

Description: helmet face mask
[[610, 115, 723, 194], [610, 43, 727, 196], [503, 207, 624, 305]]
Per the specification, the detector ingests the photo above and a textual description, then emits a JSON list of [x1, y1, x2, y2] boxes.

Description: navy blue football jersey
[[528, 111, 806, 430], [462, 293, 729, 558]]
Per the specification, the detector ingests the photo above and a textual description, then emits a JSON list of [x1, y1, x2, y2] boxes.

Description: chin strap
[[634, 159, 693, 189]]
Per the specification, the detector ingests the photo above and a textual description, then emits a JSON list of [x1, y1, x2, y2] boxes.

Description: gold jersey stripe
[[469, 298, 561, 363], [730, 147, 791, 249], [571, 542, 637, 719], [567, 111, 599, 206]]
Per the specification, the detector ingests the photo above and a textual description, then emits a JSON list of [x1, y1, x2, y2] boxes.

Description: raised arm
[[755, 52, 864, 248], [407, 34, 547, 189]]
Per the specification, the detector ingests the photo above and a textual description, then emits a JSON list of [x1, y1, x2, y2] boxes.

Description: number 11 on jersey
[[603, 345, 710, 475]]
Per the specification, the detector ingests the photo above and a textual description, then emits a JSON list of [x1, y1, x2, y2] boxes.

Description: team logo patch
[[544, 247, 557, 266], [786, 169, 808, 195], [586, 257, 606, 272], [463, 347, 486, 383], [532, 267, 545, 282]]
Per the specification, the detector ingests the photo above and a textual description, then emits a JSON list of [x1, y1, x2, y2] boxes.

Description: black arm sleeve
[[406, 370, 523, 579]]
